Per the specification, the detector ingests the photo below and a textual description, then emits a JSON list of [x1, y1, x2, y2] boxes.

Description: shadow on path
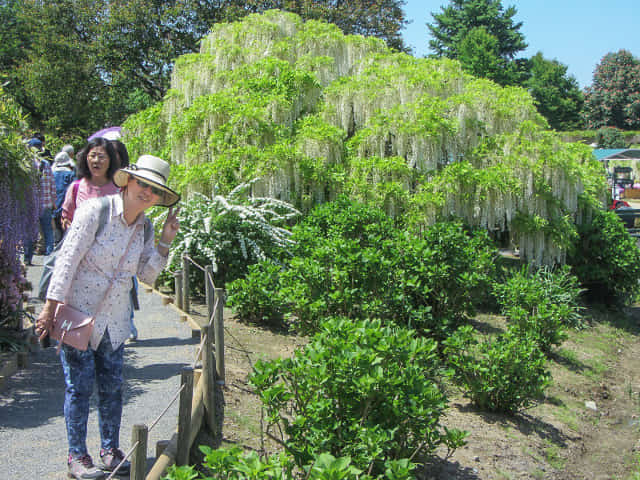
[[0, 348, 64, 429]]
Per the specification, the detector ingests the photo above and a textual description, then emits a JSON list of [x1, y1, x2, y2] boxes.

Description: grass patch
[[521, 445, 544, 463], [543, 441, 565, 470], [226, 407, 262, 437], [627, 453, 640, 480], [550, 403, 580, 432], [495, 468, 514, 479]]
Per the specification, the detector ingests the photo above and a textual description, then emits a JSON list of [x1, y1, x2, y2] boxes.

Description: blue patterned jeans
[[60, 331, 124, 456]]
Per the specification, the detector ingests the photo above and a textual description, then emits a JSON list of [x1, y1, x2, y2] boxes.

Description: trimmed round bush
[[226, 260, 286, 326], [250, 318, 467, 473], [493, 266, 583, 352], [444, 325, 550, 414]]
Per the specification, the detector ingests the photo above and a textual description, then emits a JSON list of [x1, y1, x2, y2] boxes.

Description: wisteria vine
[[0, 87, 38, 329]]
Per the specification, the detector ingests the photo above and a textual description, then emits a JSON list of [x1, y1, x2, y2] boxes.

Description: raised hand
[[160, 206, 181, 244]]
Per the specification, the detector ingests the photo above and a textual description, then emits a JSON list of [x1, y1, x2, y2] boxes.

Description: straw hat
[[113, 155, 180, 207]]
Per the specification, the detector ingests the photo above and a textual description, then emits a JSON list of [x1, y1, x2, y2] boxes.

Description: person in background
[[62, 144, 76, 168], [52, 150, 77, 243], [35, 155, 180, 479], [60, 138, 120, 230], [24, 138, 56, 265], [33, 132, 53, 161]]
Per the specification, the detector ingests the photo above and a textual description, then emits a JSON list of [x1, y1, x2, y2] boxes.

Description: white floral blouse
[[47, 193, 167, 350]]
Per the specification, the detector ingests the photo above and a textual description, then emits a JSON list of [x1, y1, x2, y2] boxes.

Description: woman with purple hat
[[60, 138, 121, 231]]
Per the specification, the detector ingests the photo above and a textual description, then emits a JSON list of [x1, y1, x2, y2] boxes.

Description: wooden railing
[[107, 254, 225, 480]]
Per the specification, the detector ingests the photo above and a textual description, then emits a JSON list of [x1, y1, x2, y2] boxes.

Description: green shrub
[[443, 325, 550, 414], [164, 447, 415, 480], [493, 266, 583, 352], [289, 196, 397, 256], [392, 223, 497, 340], [280, 198, 398, 332], [281, 235, 397, 332], [596, 126, 626, 148], [281, 198, 497, 337], [226, 260, 287, 326], [250, 318, 467, 473], [567, 209, 640, 305]]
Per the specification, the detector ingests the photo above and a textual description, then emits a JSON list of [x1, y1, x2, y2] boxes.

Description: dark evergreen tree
[[427, 0, 527, 60]]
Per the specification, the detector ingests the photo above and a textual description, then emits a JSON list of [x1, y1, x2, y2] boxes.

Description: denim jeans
[[24, 207, 54, 262], [60, 331, 125, 456]]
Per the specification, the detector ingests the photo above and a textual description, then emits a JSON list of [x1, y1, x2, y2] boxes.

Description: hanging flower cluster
[[123, 10, 606, 265]]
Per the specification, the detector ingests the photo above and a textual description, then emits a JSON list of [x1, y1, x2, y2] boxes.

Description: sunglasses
[[135, 178, 164, 196]]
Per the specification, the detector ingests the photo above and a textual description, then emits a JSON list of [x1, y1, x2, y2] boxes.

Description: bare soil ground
[[189, 299, 640, 479]]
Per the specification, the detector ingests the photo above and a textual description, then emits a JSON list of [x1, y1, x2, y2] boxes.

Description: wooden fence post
[[205, 265, 214, 324], [201, 325, 217, 435], [174, 270, 183, 310], [130, 424, 148, 480], [213, 288, 225, 384], [181, 254, 190, 314], [177, 367, 194, 466]]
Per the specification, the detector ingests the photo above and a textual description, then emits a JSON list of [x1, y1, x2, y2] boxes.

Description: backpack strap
[[72, 180, 80, 204], [143, 217, 153, 244], [95, 196, 111, 238]]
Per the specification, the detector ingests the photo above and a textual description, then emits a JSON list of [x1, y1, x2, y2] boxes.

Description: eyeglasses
[[136, 178, 164, 196], [87, 152, 108, 162]]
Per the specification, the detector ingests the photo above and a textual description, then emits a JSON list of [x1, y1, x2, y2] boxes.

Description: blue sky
[[401, 0, 639, 89]]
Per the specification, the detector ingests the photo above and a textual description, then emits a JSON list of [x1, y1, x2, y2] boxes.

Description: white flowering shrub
[[155, 181, 300, 290]]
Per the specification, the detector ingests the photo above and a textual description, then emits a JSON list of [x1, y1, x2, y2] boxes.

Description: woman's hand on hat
[[160, 207, 180, 244]]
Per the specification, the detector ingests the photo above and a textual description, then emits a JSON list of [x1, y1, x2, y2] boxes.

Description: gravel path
[[0, 255, 199, 479]]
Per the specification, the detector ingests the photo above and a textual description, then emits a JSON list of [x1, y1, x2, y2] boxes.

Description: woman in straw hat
[[35, 155, 180, 479]]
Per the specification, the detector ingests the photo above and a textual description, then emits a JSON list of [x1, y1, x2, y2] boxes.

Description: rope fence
[[107, 253, 226, 480]]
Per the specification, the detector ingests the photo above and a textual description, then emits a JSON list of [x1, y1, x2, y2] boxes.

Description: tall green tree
[[97, 0, 239, 101], [12, 1, 106, 133], [3, 0, 410, 135], [7, 0, 230, 134], [456, 26, 526, 85], [0, 0, 33, 114], [525, 52, 584, 131], [427, 0, 527, 61], [0, 0, 30, 72], [226, 0, 409, 51], [457, 27, 501, 78], [583, 49, 640, 130]]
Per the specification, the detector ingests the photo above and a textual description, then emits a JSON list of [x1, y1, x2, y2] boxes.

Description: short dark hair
[[110, 139, 130, 168], [76, 138, 119, 180]]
